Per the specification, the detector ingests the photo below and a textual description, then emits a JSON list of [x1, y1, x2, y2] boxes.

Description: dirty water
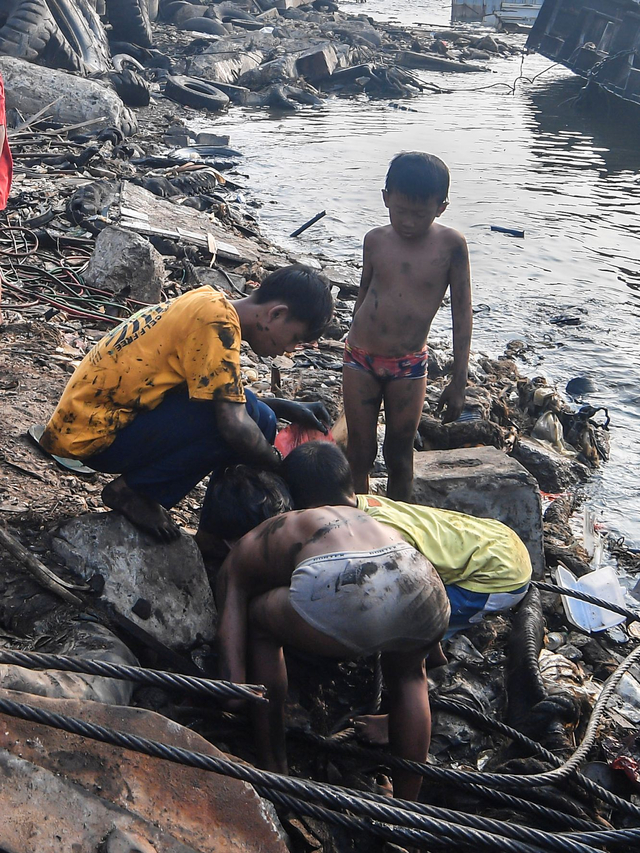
[[202, 6, 640, 549]]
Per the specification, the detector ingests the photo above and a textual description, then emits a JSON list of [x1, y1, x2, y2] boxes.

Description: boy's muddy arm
[[215, 400, 281, 470], [215, 549, 251, 687], [352, 231, 375, 318], [438, 235, 472, 423], [381, 652, 431, 801]]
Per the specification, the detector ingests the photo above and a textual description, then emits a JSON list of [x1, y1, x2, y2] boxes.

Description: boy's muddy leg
[[248, 587, 353, 774], [343, 366, 382, 494], [382, 375, 427, 501], [102, 476, 181, 542]]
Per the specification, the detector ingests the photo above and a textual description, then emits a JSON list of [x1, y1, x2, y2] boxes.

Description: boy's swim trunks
[[288, 542, 449, 657], [443, 582, 530, 640], [343, 341, 428, 381]]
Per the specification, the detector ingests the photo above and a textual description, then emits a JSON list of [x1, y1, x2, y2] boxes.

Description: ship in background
[[452, 0, 543, 30], [526, 0, 640, 119]]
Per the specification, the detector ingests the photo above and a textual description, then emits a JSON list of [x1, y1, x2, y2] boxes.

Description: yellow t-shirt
[[356, 495, 531, 594], [42, 287, 245, 459]]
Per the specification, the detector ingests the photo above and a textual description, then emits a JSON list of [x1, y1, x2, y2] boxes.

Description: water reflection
[[215, 54, 640, 545], [527, 77, 640, 174], [525, 76, 640, 295]]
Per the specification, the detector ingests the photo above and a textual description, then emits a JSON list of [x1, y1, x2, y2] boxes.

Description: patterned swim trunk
[[343, 341, 428, 381]]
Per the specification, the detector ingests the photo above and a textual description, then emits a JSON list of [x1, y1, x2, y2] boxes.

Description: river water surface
[[212, 1, 640, 547]]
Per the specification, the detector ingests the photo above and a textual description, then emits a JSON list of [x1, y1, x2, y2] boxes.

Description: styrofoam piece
[[555, 564, 627, 633]]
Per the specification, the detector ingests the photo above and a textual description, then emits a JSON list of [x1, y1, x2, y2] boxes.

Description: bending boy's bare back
[[228, 505, 407, 588], [350, 221, 470, 357]]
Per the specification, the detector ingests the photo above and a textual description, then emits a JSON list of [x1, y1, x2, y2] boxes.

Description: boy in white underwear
[[214, 474, 450, 801]]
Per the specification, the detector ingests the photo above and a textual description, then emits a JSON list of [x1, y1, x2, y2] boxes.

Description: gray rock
[[511, 436, 589, 494], [52, 513, 216, 651], [295, 43, 338, 80], [0, 56, 137, 137], [473, 35, 500, 53], [188, 50, 263, 84], [413, 446, 545, 579], [84, 226, 166, 304]]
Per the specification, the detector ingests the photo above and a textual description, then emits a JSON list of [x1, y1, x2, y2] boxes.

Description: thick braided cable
[[0, 696, 608, 853], [533, 581, 640, 624], [0, 650, 265, 703]]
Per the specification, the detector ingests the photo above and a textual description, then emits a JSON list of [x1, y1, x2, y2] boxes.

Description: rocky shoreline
[[1, 2, 640, 851]]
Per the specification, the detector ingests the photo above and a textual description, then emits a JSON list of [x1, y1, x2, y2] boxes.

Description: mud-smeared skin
[[506, 588, 579, 752]]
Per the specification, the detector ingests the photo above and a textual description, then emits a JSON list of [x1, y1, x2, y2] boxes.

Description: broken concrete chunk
[[187, 50, 263, 84], [84, 226, 167, 304], [52, 513, 216, 650], [0, 56, 137, 137], [322, 264, 359, 297], [412, 447, 545, 578], [0, 692, 289, 853], [239, 54, 298, 88], [295, 43, 338, 80]]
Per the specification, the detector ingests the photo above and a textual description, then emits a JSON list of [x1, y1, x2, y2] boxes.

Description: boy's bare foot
[[102, 477, 181, 542], [353, 714, 390, 746]]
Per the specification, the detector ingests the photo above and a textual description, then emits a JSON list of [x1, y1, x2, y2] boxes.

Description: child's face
[[383, 190, 447, 240]]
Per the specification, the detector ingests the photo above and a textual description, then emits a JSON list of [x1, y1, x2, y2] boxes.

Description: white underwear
[[289, 543, 450, 657]]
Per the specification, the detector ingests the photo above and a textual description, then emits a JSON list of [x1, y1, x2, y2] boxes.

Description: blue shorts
[[88, 388, 276, 509], [444, 583, 530, 640]]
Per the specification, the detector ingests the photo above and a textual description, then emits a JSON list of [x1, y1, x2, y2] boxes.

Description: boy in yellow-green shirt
[[281, 441, 531, 639]]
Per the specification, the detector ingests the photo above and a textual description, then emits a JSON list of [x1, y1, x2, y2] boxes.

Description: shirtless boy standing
[[344, 152, 473, 500]]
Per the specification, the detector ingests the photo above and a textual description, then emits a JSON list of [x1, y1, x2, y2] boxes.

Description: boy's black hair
[[385, 152, 450, 204], [282, 441, 354, 508], [254, 264, 334, 342], [200, 465, 293, 540]]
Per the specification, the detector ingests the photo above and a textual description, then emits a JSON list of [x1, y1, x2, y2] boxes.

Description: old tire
[[164, 74, 229, 111], [44, 0, 111, 73], [0, 0, 55, 60], [104, 0, 152, 47], [0, 0, 110, 73], [110, 68, 151, 107]]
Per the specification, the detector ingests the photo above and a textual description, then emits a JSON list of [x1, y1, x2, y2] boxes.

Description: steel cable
[[4, 649, 636, 820], [533, 581, 640, 624], [0, 650, 266, 703], [291, 730, 599, 832], [0, 696, 609, 853]]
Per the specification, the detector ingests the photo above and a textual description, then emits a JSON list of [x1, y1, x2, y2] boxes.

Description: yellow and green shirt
[[42, 287, 245, 459], [356, 494, 532, 593]]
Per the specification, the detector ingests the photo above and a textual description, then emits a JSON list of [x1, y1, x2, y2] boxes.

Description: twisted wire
[[0, 650, 266, 703], [533, 581, 640, 624], [0, 696, 611, 853], [292, 731, 598, 832]]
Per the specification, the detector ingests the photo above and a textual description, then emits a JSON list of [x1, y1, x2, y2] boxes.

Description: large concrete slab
[[0, 690, 288, 853], [412, 447, 544, 578]]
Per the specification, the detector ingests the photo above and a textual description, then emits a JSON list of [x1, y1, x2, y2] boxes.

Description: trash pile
[[2, 2, 640, 852]]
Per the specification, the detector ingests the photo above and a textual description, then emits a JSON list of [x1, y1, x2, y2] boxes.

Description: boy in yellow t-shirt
[[281, 441, 531, 639], [41, 266, 333, 542]]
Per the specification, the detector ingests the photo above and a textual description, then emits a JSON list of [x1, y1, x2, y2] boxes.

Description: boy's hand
[[436, 382, 466, 424], [295, 401, 331, 434]]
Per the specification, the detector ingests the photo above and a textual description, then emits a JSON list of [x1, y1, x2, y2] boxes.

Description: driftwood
[[0, 523, 85, 606]]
